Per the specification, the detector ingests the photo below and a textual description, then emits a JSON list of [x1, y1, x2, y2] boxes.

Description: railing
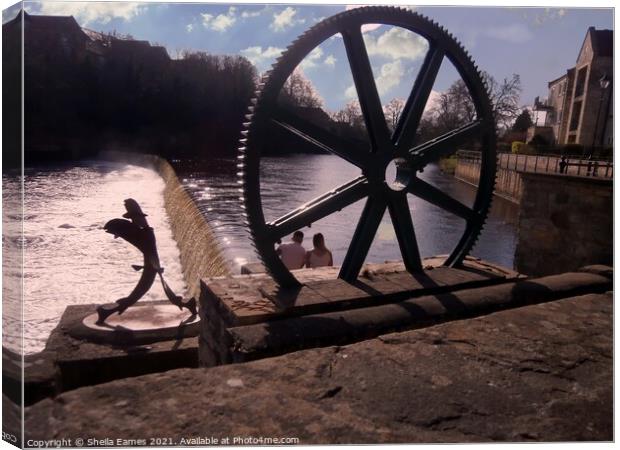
[[456, 151, 613, 179]]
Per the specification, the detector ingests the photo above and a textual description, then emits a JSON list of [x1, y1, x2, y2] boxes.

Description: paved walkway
[[24, 292, 612, 444]]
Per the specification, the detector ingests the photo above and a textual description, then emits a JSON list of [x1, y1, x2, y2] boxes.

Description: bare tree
[[332, 100, 364, 130], [430, 72, 522, 133], [384, 98, 406, 132], [484, 73, 522, 130], [280, 70, 323, 108]]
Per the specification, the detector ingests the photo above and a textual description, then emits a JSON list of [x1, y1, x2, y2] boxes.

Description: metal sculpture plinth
[[81, 302, 200, 344], [238, 6, 497, 289], [95, 198, 197, 325]]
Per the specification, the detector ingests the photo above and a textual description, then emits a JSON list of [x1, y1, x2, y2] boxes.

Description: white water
[[2, 161, 186, 354]]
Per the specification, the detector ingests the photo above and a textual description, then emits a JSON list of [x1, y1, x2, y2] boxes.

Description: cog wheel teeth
[[238, 6, 497, 287]]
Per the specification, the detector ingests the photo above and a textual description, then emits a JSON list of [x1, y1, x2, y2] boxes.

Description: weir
[[99, 151, 231, 299]]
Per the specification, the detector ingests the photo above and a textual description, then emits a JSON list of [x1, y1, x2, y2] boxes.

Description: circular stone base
[[74, 303, 200, 345]]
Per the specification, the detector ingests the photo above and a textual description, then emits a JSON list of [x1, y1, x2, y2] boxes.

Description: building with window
[[531, 27, 612, 149]]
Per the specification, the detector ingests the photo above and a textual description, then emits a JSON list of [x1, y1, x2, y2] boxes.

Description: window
[[574, 66, 588, 97], [569, 101, 582, 131]]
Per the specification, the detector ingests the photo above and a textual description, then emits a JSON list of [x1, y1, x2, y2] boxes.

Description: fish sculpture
[[96, 198, 197, 324]]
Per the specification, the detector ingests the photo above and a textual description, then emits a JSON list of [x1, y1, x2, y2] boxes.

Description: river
[[2, 162, 186, 354], [4, 155, 517, 354], [177, 154, 519, 273]]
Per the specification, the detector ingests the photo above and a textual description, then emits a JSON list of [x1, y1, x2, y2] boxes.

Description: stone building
[[531, 27, 613, 149], [3, 10, 171, 69]]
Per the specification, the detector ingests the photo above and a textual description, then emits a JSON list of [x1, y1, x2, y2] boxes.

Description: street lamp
[[600, 73, 611, 90]]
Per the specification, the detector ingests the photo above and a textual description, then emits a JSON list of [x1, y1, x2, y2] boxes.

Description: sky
[[2, 1, 615, 114]]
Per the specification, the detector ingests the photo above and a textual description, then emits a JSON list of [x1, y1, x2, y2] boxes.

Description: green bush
[[511, 141, 524, 153], [511, 141, 535, 155], [438, 155, 458, 174]]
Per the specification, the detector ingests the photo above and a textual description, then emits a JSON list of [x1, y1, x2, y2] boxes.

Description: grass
[[438, 155, 458, 174]]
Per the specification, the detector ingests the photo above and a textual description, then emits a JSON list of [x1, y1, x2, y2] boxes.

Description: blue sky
[[2, 1, 614, 113]]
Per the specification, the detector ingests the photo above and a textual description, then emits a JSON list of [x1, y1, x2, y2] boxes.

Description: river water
[[4, 155, 518, 354], [2, 162, 186, 354], [178, 154, 519, 274]]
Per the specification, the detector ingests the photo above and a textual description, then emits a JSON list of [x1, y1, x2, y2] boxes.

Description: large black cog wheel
[[239, 6, 497, 288]]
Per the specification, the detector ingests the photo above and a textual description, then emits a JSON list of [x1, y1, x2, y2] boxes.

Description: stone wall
[[455, 158, 522, 203], [197, 268, 611, 367], [26, 290, 612, 444], [99, 151, 230, 299], [514, 172, 612, 276]]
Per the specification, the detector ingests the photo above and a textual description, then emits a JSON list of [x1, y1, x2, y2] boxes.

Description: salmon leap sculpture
[[96, 198, 197, 324]]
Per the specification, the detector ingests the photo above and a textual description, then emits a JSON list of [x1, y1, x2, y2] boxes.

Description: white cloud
[[375, 60, 405, 96], [211, 14, 235, 31], [345, 59, 405, 100], [241, 9, 261, 19], [2, 3, 22, 24], [34, 1, 146, 26], [201, 14, 213, 25], [271, 7, 304, 32], [186, 24, 194, 33], [364, 27, 428, 61], [324, 55, 337, 67], [240, 46, 284, 70], [533, 8, 567, 26], [345, 85, 357, 100], [299, 47, 324, 70], [201, 7, 237, 32]]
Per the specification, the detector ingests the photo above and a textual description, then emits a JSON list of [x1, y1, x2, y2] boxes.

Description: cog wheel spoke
[[240, 7, 498, 287], [341, 27, 391, 153], [408, 177, 477, 221], [387, 195, 423, 272], [339, 196, 387, 281], [267, 176, 369, 240], [394, 46, 445, 150], [406, 120, 483, 164], [271, 107, 369, 168]]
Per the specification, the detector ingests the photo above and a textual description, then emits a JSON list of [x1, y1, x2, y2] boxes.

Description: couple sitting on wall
[[277, 230, 333, 270]]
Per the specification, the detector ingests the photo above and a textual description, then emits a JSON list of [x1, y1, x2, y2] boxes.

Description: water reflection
[[178, 154, 518, 272]]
